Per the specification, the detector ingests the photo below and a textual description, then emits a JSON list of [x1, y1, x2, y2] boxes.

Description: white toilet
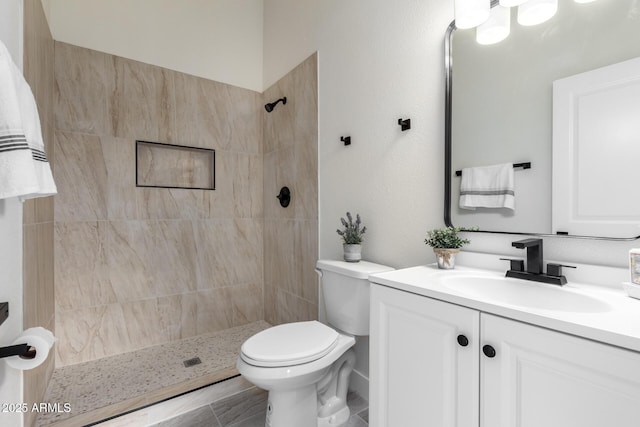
[[237, 259, 394, 427]]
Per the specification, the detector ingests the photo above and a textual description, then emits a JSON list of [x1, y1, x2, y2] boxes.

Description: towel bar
[[455, 162, 531, 177]]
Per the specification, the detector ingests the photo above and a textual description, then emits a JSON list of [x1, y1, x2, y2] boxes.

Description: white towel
[[459, 163, 514, 211], [0, 40, 57, 201]]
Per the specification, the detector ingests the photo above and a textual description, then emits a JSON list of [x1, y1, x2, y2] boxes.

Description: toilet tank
[[316, 260, 394, 336]]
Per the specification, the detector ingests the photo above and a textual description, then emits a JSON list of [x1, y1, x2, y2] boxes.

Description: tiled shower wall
[[263, 54, 319, 325], [53, 42, 264, 366], [22, 0, 56, 425]]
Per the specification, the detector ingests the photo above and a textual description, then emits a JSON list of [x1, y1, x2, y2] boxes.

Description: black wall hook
[[276, 186, 291, 208], [340, 136, 351, 146], [398, 118, 411, 131]]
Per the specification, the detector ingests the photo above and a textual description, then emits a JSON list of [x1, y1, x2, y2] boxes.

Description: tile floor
[[147, 386, 369, 427], [94, 375, 368, 427]]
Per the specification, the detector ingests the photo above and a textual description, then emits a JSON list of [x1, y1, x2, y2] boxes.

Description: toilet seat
[[241, 321, 339, 367]]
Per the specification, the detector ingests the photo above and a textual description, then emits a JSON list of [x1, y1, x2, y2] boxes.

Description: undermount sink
[[440, 274, 612, 313]]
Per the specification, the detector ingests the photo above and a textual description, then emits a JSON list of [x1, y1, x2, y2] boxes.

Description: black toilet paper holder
[[0, 343, 36, 359], [0, 301, 36, 360]]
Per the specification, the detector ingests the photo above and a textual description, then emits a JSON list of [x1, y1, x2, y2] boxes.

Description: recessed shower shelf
[[135, 140, 216, 190]]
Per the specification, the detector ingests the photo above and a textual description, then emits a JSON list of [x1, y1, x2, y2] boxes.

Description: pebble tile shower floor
[[37, 322, 270, 426]]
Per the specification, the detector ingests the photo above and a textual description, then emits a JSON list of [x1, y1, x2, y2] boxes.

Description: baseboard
[[349, 368, 369, 401]]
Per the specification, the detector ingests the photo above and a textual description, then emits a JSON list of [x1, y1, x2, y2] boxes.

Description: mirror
[[445, 0, 640, 239]]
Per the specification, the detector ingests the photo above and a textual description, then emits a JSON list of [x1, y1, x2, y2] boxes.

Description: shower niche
[[135, 140, 216, 190]]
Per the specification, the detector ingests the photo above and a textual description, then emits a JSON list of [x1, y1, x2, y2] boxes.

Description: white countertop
[[369, 264, 640, 353]]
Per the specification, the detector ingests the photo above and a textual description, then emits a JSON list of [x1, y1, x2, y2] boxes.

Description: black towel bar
[[455, 162, 531, 177]]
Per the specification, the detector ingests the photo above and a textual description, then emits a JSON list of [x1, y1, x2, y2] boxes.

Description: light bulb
[[477, 5, 511, 45], [517, 0, 558, 26], [500, 0, 529, 6], [455, 0, 491, 29]]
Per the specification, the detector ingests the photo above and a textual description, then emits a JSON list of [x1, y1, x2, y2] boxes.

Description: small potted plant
[[336, 212, 366, 262], [425, 226, 471, 269]]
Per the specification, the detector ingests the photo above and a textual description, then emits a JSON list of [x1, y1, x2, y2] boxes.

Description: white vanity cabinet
[[369, 284, 479, 427], [370, 283, 640, 427], [481, 312, 640, 427]]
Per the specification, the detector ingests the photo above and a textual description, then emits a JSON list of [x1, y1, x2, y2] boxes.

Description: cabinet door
[[481, 314, 640, 427], [370, 285, 480, 427]]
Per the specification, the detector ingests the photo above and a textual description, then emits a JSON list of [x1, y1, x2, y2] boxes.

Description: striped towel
[[459, 163, 514, 211], [0, 39, 56, 200]]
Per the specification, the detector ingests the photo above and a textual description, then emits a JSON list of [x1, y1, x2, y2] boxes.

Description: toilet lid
[[241, 321, 339, 367]]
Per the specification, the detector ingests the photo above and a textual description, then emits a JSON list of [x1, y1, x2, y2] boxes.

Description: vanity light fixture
[[476, 5, 511, 45], [517, 0, 558, 26], [454, 0, 491, 29], [457, 0, 593, 44], [499, 0, 528, 6]]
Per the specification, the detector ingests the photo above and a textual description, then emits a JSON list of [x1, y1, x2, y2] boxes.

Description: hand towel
[[459, 163, 514, 211], [0, 40, 57, 201]]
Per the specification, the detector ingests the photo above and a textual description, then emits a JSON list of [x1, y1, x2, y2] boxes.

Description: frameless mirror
[[445, 0, 640, 239]]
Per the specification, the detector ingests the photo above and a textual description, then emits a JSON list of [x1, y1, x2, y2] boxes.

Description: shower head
[[265, 97, 287, 112]]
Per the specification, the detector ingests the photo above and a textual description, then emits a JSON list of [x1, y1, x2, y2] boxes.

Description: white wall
[[42, 0, 264, 92], [264, 0, 452, 270], [0, 4, 24, 426]]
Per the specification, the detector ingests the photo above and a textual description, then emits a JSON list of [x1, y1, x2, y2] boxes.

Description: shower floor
[[36, 321, 270, 427]]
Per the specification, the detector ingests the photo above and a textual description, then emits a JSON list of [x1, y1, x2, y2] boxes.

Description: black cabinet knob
[[482, 344, 496, 358], [457, 334, 469, 347]]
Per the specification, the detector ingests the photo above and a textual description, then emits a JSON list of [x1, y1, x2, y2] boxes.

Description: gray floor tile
[[346, 391, 368, 416], [211, 387, 268, 426], [147, 386, 369, 427], [357, 408, 369, 423], [345, 413, 368, 427], [227, 412, 267, 427], [153, 405, 221, 427]]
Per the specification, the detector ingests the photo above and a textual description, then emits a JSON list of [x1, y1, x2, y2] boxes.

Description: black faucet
[[505, 238, 572, 286], [511, 238, 543, 274]]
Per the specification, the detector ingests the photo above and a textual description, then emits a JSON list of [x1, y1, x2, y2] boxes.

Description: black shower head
[[265, 97, 287, 112]]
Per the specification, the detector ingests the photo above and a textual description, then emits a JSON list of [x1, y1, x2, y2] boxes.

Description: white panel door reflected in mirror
[[553, 57, 640, 239]]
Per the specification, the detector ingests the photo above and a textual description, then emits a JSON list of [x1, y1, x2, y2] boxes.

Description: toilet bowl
[[238, 321, 356, 427], [236, 260, 394, 427]]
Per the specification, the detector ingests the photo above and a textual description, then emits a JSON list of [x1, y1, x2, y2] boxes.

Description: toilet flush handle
[[315, 269, 323, 278]]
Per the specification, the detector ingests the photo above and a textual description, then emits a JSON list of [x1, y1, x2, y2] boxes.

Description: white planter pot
[[343, 244, 362, 263], [433, 248, 460, 269]]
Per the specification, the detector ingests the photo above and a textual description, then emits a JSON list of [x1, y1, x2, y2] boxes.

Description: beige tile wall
[[263, 54, 319, 325], [51, 40, 317, 367], [22, 1, 56, 426], [53, 42, 264, 366]]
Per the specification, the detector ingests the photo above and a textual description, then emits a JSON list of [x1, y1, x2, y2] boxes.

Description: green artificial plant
[[425, 226, 471, 249]]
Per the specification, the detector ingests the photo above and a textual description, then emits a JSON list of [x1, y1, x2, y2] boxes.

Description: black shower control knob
[[482, 344, 496, 358], [457, 335, 469, 347], [276, 186, 291, 208]]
